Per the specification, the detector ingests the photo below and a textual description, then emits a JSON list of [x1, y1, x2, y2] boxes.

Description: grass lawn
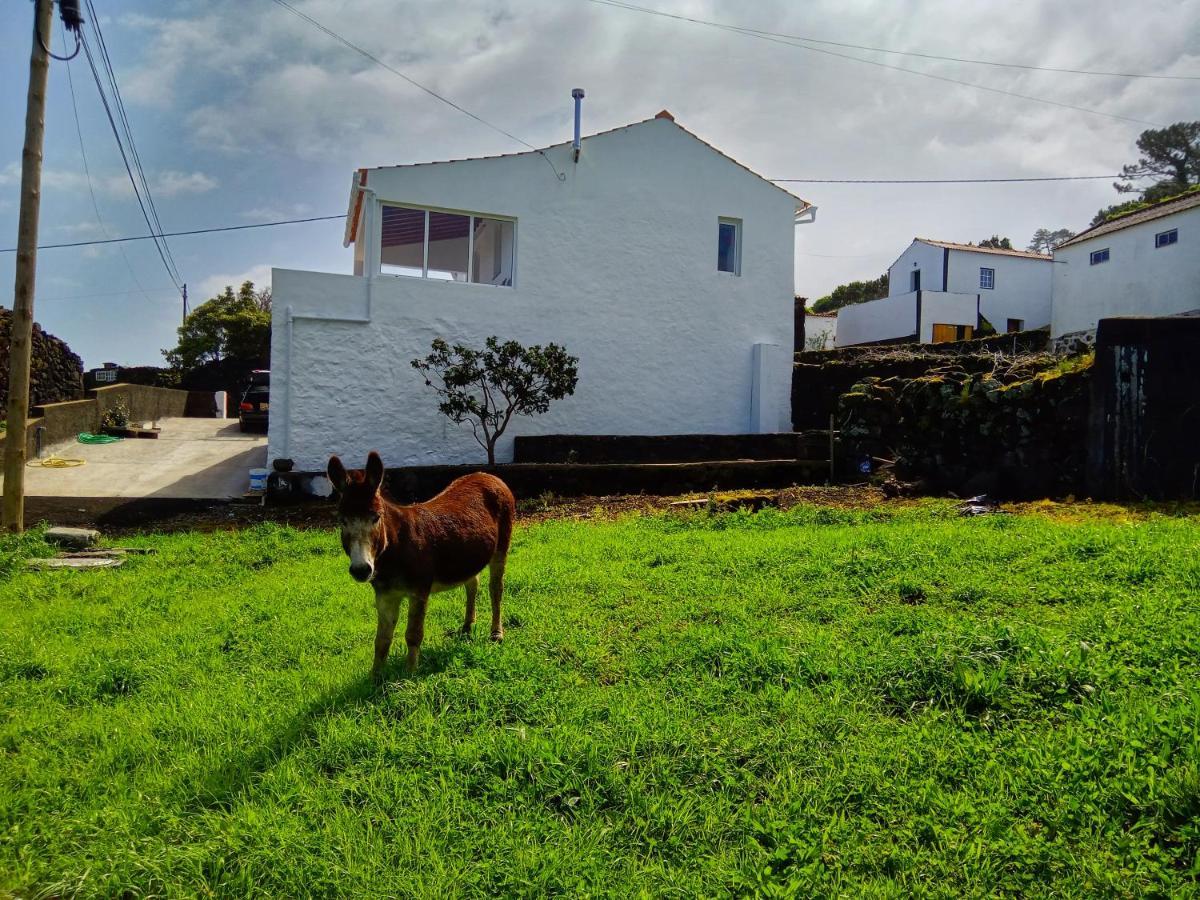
[[2, 502, 1199, 897]]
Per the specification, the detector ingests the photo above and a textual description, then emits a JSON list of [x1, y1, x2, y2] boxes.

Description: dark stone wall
[[792, 329, 1052, 429], [839, 353, 1093, 498], [0, 308, 84, 415]]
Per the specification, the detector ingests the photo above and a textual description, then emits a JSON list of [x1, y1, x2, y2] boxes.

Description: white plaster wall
[[918, 291, 979, 342], [803, 315, 837, 350], [946, 250, 1052, 331], [1052, 206, 1200, 337], [888, 241, 945, 294], [836, 292, 918, 346], [270, 118, 798, 471]]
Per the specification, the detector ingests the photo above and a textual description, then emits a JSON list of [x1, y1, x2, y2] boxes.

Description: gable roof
[[916, 238, 1050, 261], [344, 112, 812, 246], [1057, 186, 1200, 249]]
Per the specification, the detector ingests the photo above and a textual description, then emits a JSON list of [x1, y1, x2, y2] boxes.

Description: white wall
[[836, 292, 918, 346], [803, 314, 836, 350], [918, 291, 978, 342], [1052, 205, 1200, 338], [947, 250, 1052, 332], [270, 118, 799, 471], [888, 241, 945, 294]]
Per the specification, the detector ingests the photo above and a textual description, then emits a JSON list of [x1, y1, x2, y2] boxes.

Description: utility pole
[[3, 0, 54, 533], [182, 283, 189, 324]]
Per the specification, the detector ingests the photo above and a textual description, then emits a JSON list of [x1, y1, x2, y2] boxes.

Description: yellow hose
[[27, 455, 86, 468]]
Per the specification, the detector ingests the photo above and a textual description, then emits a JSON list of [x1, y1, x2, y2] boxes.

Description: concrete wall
[[271, 117, 800, 471], [946, 250, 1053, 332], [837, 292, 918, 346], [1052, 205, 1200, 338], [803, 314, 837, 350], [919, 291, 979, 342]]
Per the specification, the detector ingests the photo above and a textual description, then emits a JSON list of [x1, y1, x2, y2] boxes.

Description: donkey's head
[[327, 451, 386, 583]]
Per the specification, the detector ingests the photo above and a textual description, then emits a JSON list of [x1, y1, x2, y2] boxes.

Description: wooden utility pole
[[3, 0, 54, 533]]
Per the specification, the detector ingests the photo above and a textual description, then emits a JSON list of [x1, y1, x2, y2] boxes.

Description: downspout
[[282, 305, 294, 459], [571, 88, 585, 163]]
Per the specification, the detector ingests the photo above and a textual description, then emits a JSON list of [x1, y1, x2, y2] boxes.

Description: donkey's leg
[[488, 555, 506, 642], [405, 591, 431, 673], [461, 574, 479, 636], [372, 592, 401, 680]]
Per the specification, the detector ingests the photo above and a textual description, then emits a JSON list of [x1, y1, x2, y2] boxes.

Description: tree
[[977, 236, 1013, 250], [1094, 121, 1200, 225], [163, 281, 271, 372], [811, 273, 888, 314], [412, 336, 579, 464], [1027, 228, 1076, 254]]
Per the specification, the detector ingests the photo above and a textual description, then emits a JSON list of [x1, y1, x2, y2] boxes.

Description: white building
[[1052, 189, 1200, 343], [836, 239, 1053, 347], [268, 109, 815, 472]]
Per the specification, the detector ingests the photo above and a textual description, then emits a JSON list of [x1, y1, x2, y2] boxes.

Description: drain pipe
[[571, 88, 584, 163]]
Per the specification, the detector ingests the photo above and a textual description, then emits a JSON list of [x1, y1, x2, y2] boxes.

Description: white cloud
[[196, 264, 273, 300]]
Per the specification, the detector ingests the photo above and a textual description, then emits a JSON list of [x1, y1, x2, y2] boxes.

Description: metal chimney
[[571, 88, 585, 162]]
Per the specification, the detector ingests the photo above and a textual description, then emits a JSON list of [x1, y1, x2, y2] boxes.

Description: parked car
[[238, 370, 270, 433]]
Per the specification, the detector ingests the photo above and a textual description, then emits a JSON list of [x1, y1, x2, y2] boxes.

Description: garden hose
[[78, 432, 123, 444], [27, 455, 86, 468]]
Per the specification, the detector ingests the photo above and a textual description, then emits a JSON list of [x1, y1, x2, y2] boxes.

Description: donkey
[[327, 451, 515, 678]]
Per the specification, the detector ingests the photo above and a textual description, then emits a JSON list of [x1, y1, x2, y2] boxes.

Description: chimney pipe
[[571, 88, 585, 162]]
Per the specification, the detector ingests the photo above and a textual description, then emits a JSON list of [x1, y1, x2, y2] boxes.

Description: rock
[[27, 556, 122, 570], [44, 526, 100, 550]]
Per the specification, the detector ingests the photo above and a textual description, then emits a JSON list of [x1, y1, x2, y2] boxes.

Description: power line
[[63, 28, 158, 307], [590, 2, 1199, 80], [586, 0, 1166, 128], [0, 214, 347, 253], [772, 174, 1123, 184], [82, 0, 183, 288]]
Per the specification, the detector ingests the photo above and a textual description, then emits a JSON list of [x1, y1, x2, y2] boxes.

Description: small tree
[[412, 336, 579, 464], [977, 235, 1013, 250], [1027, 227, 1076, 254]]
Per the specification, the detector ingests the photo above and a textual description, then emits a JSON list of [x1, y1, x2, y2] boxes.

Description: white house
[[1052, 189, 1200, 344], [268, 109, 815, 472], [836, 239, 1053, 347]]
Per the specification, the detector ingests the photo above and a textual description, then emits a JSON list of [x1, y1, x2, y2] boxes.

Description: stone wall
[[793, 328, 1050, 429], [839, 353, 1093, 498], [0, 308, 84, 415]]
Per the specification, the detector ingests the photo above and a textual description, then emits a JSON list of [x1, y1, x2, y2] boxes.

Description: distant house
[[269, 107, 817, 470], [1052, 188, 1200, 345], [802, 310, 837, 350], [836, 239, 1053, 347]]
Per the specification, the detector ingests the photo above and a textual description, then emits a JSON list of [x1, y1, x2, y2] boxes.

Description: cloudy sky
[[1, 0, 1197, 367]]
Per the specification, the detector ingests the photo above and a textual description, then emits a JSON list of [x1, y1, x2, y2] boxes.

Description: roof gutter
[[794, 203, 818, 225]]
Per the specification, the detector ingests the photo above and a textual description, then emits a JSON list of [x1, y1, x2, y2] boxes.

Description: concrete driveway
[[5, 418, 267, 500]]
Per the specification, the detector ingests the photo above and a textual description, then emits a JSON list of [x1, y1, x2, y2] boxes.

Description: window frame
[[1155, 228, 1178, 248], [1089, 248, 1110, 265], [979, 267, 995, 290], [717, 217, 742, 276], [377, 202, 517, 287]]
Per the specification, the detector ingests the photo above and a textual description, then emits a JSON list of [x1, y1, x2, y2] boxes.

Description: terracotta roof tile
[[916, 238, 1051, 260], [1058, 187, 1200, 248]]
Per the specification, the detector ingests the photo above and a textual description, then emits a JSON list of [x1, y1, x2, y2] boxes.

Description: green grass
[[2, 503, 1199, 897]]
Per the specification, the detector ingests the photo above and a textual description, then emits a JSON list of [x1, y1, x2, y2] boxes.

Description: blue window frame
[[1090, 248, 1110, 265], [717, 218, 741, 274], [1156, 228, 1178, 248], [979, 267, 994, 289]]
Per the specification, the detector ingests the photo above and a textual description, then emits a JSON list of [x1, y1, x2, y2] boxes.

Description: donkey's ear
[[327, 455, 349, 492], [365, 451, 385, 493]]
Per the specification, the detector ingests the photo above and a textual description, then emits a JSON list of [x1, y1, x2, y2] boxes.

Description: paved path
[[3, 418, 267, 500]]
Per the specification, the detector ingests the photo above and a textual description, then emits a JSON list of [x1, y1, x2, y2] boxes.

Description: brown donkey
[[327, 452, 515, 677]]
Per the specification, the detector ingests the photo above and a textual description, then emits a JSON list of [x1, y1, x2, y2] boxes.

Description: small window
[[1090, 248, 1110, 265], [94, 369, 117, 383], [1006, 318, 1024, 333], [380, 204, 514, 286], [910, 269, 921, 292], [717, 218, 741, 274], [979, 267, 995, 290], [1156, 228, 1178, 248]]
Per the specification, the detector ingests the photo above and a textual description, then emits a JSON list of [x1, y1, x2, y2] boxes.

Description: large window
[[979, 267, 994, 290], [380, 205, 515, 286], [717, 218, 741, 274]]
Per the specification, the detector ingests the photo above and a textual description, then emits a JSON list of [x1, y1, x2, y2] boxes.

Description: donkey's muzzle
[[349, 563, 373, 583]]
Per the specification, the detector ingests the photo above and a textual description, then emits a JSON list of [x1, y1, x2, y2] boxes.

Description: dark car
[[238, 370, 270, 433]]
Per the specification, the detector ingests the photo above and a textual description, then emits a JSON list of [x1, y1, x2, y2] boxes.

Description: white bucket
[[249, 467, 269, 492]]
